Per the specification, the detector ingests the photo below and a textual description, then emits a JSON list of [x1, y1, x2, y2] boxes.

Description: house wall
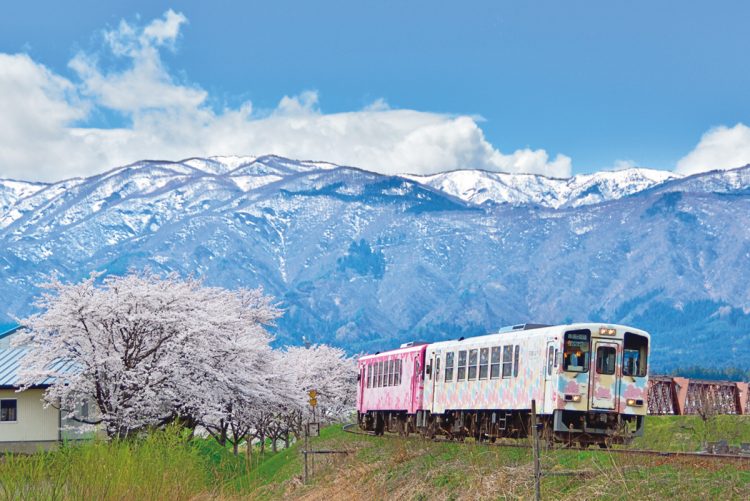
[[0, 388, 59, 452]]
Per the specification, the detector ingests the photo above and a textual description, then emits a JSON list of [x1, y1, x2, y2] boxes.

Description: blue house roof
[[0, 348, 78, 388]]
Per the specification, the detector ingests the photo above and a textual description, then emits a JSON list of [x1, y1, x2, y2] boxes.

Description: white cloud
[[676, 123, 750, 175], [0, 10, 572, 182]]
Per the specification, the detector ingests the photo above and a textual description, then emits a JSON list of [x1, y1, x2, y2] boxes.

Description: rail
[[342, 423, 750, 461]]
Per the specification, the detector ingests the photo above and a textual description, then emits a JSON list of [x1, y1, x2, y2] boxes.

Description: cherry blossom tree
[[14, 271, 281, 439], [279, 344, 357, 434]]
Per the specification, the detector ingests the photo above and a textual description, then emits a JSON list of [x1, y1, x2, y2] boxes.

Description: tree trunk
[[260, 433, 266, 454], [272, 437, 277, 453], [233, 441, 239, 456]]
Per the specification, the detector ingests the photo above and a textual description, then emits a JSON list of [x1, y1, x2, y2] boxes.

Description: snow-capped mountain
[[1, 155, 749, 371], [403, 167, 681, 208]]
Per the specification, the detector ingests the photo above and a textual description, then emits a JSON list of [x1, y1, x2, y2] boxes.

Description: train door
[[590, 340, 620, 411], [430, 353, 441, 413], [542, 341, 556, 414], [410, 355, 422, 413], [358, 365, 366, 409], [422, 351, 434, 412]]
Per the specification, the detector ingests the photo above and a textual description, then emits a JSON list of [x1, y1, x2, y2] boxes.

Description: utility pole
[[304, 389, 319, 485], [531, 399, 542, 501]]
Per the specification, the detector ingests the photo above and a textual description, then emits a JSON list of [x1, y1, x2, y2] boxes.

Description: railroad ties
[[647, 376, 749, 415]]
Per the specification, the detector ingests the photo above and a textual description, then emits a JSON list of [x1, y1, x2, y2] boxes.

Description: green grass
[[0, 417, 748, 500], [633, 414, 750, 451], [276, 417, 750, 500]]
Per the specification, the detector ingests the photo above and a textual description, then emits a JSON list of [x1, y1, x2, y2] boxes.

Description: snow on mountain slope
[[403, 167, 681, 208], [1, 156, 750, 370]]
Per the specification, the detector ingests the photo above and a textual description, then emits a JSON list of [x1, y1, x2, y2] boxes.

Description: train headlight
[[564, 394, 582, 403], [626, 398, 644, 406], [599, 327, 616, 336]]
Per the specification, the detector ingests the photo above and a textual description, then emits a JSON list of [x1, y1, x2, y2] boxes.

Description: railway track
[[341, 423, 750, 461]]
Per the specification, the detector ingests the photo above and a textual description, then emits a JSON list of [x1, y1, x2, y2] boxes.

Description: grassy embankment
[[0, 416, 749, 500]]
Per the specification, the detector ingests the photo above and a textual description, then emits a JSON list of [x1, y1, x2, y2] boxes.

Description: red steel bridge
[[647, 376, 749, 415]]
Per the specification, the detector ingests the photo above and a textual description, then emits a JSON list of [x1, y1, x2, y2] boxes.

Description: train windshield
[[623, 332, 648, 377], [563, 330, 590, 373]]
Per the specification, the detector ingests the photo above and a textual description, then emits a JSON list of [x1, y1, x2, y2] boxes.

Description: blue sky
[[1, 1, 749, 181]]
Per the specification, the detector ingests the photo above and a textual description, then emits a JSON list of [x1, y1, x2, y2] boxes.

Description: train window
[[623, 332, 648, 377], [513, 345, 520, 377], [554, 349, 559, 367], [503, 346, 513, 378], [374, 362, 379, 387], [596, 346, 616, 375], [378, 361, 384, 387], [388, 360, 394, 386], [435, 357, 441, 382], [479, 348, 489, 379], [490, 347, 501, 379], [547, 346, 554, 376], [367, 364, 372, 388], [395, 359, 401, 386], [468, 349, 478, 380], [445, 352, 454, 381], [563, 329, 591, 373], [457, 350, 467, 381]]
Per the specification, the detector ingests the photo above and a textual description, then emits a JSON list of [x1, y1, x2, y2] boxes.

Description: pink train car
[[356, 342, 427, 435]]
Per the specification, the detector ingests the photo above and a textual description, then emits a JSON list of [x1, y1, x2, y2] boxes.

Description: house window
[[479, 348, 489, 379], [490, 347, 501, 379], [457, 350, 467, 381], [513, 345, 520, 377], [445, 352, 454, 382], [0, 399, 16, 422], [468, 349, 478, 380], [502, 345, 513, 378]]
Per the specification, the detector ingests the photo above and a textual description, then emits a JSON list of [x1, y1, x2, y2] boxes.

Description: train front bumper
[[552, 409, 645, 437]]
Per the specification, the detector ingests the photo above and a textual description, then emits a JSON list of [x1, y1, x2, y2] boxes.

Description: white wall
[[0, 388, 59, 443]]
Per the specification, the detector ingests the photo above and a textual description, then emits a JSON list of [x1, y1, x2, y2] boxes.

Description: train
[[356, 323, 650, 447]]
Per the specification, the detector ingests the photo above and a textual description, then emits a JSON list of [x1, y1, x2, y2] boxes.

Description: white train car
[[417, 323, 650, 445]]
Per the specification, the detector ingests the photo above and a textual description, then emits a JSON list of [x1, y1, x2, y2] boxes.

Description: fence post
[[531, 399, 541, 501], [303, 420, 309, 484]]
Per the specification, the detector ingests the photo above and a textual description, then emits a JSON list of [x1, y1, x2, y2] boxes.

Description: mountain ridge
[[1, 156, 749, 371]]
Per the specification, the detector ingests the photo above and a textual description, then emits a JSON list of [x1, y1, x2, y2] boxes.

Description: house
[[0, 328, 91, 453]]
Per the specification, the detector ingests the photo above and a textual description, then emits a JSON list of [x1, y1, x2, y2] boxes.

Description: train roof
[[426, 322, 650, 350], [358, 342, 427, 361], [359, 323, 650, 360]]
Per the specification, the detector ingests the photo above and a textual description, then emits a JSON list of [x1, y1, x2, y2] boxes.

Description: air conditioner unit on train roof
[[498, 323, 551, 333], [400, 341, 427, 348]]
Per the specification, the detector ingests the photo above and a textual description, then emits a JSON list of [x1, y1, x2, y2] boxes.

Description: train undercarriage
[[358, 409, 644, 447]]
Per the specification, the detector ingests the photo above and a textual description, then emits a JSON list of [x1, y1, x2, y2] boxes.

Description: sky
[[1, 1, 749, 182]]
